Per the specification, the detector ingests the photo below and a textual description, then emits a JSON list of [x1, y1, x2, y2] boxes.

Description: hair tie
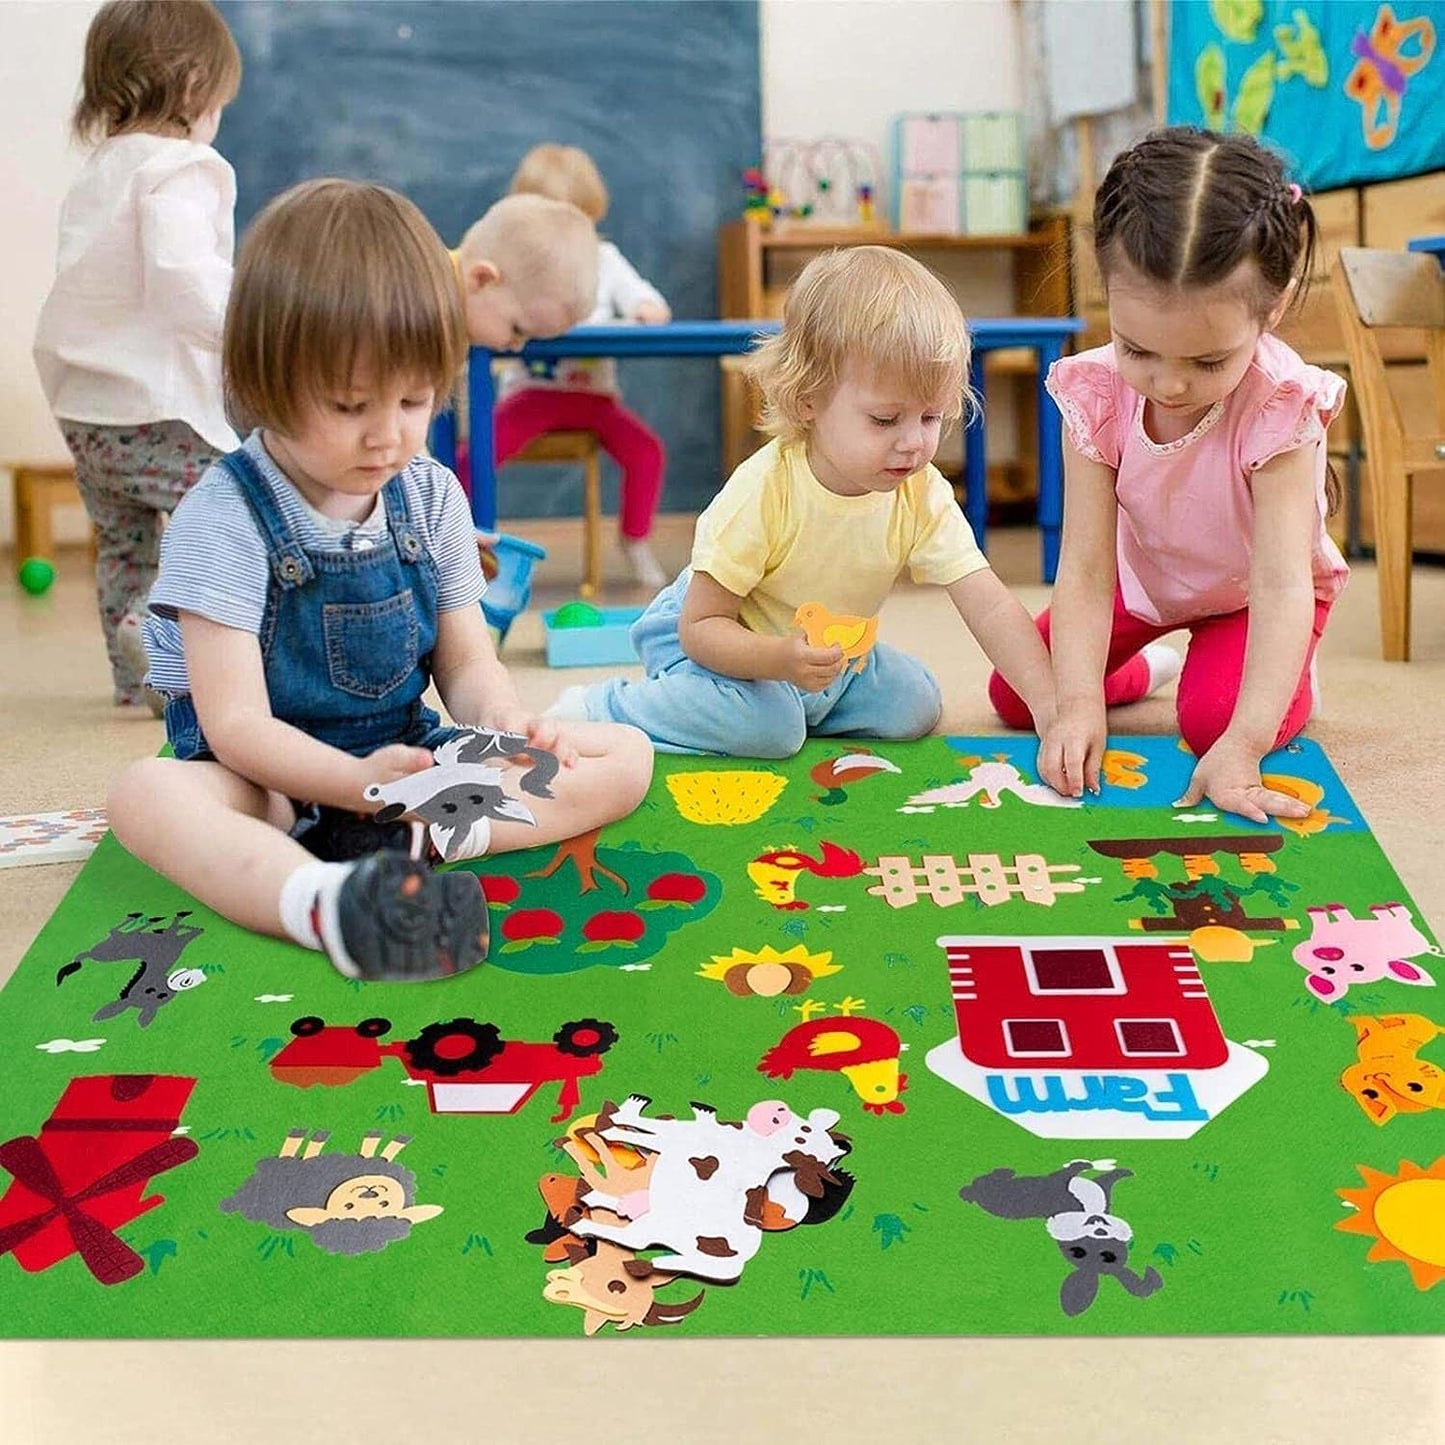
[[1288, 183, 1302, 204]]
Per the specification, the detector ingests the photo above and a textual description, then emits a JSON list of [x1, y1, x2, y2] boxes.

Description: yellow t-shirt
[[691, 438, 989, 638]]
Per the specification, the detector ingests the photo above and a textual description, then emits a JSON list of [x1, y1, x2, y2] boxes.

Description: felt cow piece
[[363, 728, 554, 862], [568, 1095, 848, 1282], [0, 1074, 199, 1285]]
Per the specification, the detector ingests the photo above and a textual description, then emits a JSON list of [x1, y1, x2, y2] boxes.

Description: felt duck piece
[[793, 602, 879, 674]]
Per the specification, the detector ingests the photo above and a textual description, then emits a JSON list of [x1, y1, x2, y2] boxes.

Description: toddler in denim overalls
[[106, 179, 652, 983]]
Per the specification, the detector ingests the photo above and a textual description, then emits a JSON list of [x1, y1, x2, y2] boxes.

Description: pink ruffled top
[[1045, 332, 1349, 626]]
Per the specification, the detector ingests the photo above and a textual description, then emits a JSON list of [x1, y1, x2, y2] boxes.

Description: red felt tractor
[[270, 1015, 618, 1123]]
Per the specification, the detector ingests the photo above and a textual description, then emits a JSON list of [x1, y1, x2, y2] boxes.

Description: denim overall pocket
[[322, 590, 419, 700]]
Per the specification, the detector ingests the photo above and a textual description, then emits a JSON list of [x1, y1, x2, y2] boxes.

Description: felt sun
[[698, 944, 841, 997], [1336, 1157, 1445, 1289]]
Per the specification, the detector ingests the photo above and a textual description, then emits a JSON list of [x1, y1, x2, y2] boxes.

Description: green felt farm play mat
[[2, 734, 1442, 1338]]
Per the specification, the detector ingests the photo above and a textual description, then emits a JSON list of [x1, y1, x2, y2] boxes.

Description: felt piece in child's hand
[[793, 602, 879, 675], [448, 726, 560, 798], [362, 730, 540, 863]]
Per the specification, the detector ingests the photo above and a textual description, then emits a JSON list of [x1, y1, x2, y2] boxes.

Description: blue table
[[1407, 235, 1445, 265], [439, 315, 1084, 581]]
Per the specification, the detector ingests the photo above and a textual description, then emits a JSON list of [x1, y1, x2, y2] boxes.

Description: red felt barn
[[938, 935, 1228, 1071]]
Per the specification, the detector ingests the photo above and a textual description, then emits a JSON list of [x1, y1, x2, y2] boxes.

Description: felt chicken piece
[[759, 1016, 907, 1115], [793, 603, 879, 674], [809, 749, 901, 806], [746, 840, 866, 911]]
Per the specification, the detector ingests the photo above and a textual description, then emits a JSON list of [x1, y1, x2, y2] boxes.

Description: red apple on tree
[[640, 872, 707, 911], [577, 910, 646, 952], [500, 908, 564, 953], [480, 874, 521, 910]]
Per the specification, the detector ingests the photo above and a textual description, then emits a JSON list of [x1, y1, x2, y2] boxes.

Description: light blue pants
[[581, 571, 942, 756]]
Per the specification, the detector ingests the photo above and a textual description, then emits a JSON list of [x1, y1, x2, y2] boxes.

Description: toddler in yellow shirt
[[548, 246, 1056, 756]]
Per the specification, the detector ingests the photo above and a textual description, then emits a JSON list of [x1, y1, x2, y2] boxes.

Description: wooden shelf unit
[[716, 216, 1073, 500]]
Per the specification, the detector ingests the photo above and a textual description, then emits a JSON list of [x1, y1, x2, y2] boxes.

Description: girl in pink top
[[990, 128, 1347, 824]]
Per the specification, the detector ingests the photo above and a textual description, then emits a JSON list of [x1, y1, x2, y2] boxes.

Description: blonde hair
[[746, 247, 974, 443], [457, 193, 599, 322], [73, 0, 241, 143], [225, 179, 468, 435], [509, 143, 609, 222]]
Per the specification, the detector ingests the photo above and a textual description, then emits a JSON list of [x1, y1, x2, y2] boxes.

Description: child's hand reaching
[[486, 708, 579, 769], [358, 743, 435, 810], [1037, 702, 1107, 798], [632, 299, 671, 324], [777, 636, 845, 693], [1173, 732, 1312, 824]]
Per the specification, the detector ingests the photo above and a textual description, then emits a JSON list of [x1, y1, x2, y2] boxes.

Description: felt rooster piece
[[809, 748, 902, 806], [759, 1016, 907, 1114], [793, 602, 879, 674], [747, 840, 865, 910]]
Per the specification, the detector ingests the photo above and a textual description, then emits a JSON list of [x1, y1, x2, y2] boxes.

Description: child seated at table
[[453, 191, 599, 354], [494, 144, 674, 587]]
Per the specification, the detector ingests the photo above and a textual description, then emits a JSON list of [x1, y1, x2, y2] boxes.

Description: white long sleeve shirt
[[496, 240, 666, 399], [33, 132, 238, 453]]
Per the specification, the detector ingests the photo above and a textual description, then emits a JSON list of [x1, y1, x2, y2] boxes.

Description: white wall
[[762, 0, 1021, 169], [762, 0, 1025, 467], [0, 0, 1024, 546], [1, 1, 102, 547]]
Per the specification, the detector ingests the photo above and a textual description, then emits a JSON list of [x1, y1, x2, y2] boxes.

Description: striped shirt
[[142, 430, 485, 695]]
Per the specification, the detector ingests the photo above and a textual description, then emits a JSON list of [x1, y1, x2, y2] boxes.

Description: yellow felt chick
[[793, 602, 879, 674]]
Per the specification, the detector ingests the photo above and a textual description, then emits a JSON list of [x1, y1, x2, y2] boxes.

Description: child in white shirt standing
[[33, 0, 241, 710], [496, 144, 673, 587]]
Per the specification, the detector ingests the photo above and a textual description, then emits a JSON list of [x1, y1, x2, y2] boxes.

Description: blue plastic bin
[[479, 530, 547, 642], [543, 606, 646, 667]]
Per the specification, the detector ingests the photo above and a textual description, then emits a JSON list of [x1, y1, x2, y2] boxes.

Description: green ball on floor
[[18, 557, 56, 596], [551, 600, 605, 629]]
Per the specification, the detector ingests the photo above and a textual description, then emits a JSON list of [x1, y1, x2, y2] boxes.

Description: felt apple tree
[[462, 829, 721, 975]]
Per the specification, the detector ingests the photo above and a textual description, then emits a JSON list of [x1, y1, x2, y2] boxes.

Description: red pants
[[988, 586, 1332, 756], [493, 388, 665, 541]]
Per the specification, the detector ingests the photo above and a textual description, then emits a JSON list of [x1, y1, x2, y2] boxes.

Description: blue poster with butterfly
[[1167, 2, 1443, 190]]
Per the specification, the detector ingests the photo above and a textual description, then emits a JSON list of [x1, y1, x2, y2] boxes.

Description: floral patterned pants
[[60, 420, 218, 704]]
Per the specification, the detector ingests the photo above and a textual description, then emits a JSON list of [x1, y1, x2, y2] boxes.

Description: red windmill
[[0, 1074, 199, 1286]]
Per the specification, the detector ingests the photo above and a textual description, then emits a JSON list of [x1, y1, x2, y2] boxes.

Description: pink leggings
[[493, 388, 665, 541], [988, 586, 1332, 756]]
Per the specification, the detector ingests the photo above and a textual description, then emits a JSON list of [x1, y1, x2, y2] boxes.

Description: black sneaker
[[291, 804, 422, 863], [317, 853, 488, 982]]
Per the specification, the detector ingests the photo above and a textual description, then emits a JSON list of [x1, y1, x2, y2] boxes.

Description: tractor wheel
[[290, 1016, 326, 1037], [356, 1017, 392, 1038], [553, 1018, 619, 1057], [404, 1017, 505, 1077]]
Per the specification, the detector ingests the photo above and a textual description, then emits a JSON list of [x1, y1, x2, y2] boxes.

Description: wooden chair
[[7, 462, 90, 567], [511, 431, 604, 598], [1332, 248, 1445, 661]]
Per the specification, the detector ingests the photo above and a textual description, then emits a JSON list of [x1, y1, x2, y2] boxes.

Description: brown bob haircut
[[74, 0, 242, 143], [224, 178, 469, 435]]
